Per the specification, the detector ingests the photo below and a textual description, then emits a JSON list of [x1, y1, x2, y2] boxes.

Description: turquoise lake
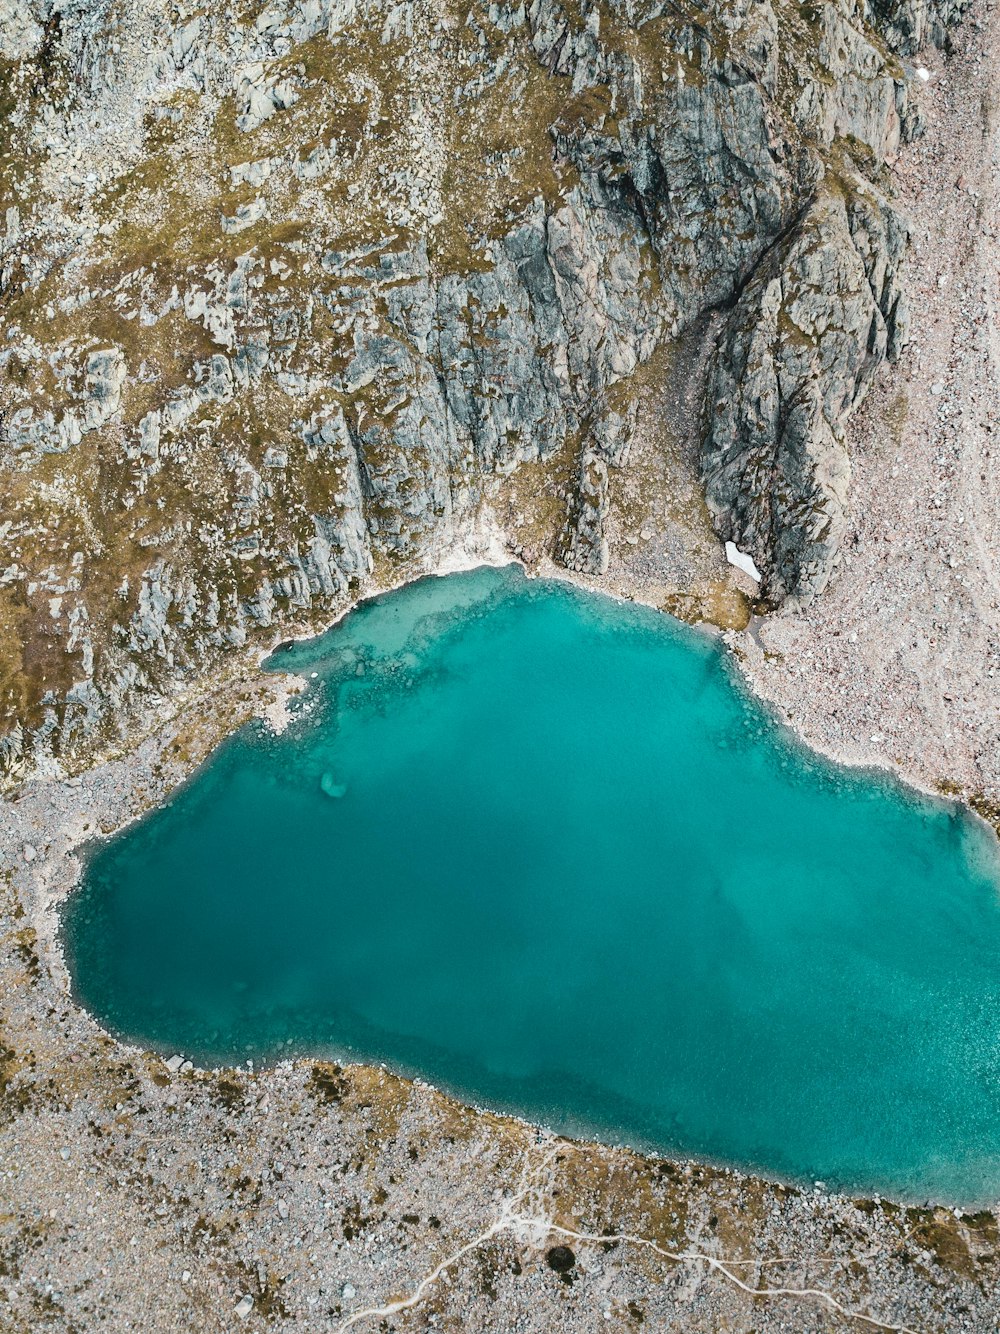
[[63, 565, 1000, 1205]]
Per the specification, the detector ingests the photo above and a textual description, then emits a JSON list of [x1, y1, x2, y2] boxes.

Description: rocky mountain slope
[[0, 0, 967, 777], [3, 4, 999, 1332]]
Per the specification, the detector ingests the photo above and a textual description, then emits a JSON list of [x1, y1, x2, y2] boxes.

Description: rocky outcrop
[[689, 0, 966, 611], [557, 450, 610, 574], [702, 178, 910, 605], [684, 0, 969, 612], [0, 0, 967, 775]]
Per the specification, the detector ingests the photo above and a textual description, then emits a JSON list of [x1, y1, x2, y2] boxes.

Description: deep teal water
[[63, 566, 1000, 1205]]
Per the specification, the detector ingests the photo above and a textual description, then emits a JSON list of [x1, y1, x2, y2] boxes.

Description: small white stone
[[341, 1283, 356, 1301], [164, 1054, 184, 1074], [277, 1200, 289, 1219], [22, 844, 36, 863], [59, 1148, 71, 1161], [916, 65, 930, 81], [235, 1294, 254, 1320], [181, 1271, 191, 1284]]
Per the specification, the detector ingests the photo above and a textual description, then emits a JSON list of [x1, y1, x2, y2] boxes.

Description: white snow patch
[[725, 541, 762, 583]]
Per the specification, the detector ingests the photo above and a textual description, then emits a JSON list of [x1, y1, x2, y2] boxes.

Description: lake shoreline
[[1, 0, 998, 1320], [65, 564, 1000, 1208], [13, 559, 1000, 1211], [26, 541, 997, 1002]]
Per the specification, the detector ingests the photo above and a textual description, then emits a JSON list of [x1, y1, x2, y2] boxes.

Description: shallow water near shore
[[63, 565, 1000, 1205]]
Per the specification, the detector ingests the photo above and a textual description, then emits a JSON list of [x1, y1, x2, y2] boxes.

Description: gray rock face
[[702, 180, 909, 606], [313, 190, 659, 568], [0, 0, 966, 773]]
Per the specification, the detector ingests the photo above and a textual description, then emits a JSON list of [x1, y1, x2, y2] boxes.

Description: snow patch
[[725, 541, 762, 583]]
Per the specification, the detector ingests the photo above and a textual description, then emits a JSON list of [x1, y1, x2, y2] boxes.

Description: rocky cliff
[[0, 0, 966, 776]]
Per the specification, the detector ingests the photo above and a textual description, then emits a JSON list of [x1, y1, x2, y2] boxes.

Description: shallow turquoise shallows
[[63, 566, 1000, 1205]]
